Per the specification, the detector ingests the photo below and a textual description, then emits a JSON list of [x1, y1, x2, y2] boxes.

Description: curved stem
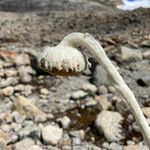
[[60, 32, 150, 147]]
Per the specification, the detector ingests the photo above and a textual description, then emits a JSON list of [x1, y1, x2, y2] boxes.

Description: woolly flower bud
[[37, 45, 90, 76]]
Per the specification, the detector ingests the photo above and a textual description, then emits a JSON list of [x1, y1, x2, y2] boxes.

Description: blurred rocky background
[[0, 0, 150, 150]]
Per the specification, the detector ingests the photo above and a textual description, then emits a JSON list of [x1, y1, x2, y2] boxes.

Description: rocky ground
[[0, 0, 150, 150]]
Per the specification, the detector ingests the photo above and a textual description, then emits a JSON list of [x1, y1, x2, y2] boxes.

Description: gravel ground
[[0, 0, 150, 150]]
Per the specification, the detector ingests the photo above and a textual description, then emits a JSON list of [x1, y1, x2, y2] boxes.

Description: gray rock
[[137, 73, 150, 86], [116, 100, 129, 113], [0, 77, 19, 88], [71, 90, 88, 100], [93, 65, 109, 86], [42, 125, 63, 145]]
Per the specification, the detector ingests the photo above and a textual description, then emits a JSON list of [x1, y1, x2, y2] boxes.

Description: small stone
[[40, 88, 49, 95], [127, 140, 135, 145], [82, 83, 97, 94], [0, 130, 9, 148], [42, 125, 63, 145], [57, 116, 71, 129], [28, 145, 43, 150], [3, 62, 13, 68], [132, 122, 140, 132], [23, 85, 34, 96], [85, 99, 97, 107], [14, 138, 35, 150], [97, 85, 108, 95], [137, 74, 150, 86], [72, 138, 81, 145], [95, 96, 112, 110], [71, 90, 88, 100], [9, 135, 18, 144], [1, 124, 10, 132], [109, 142, 122, 150], [0, 69, 5, 77], [15, 53, 30, 66], [118, 46, 142, 63], [142, 107, 150, 118], [143, 50, 150, 59], [0, 77, 18, 88], [95, 110, 124, 142], [116, 100, 129, 113], [93, 65, 110, 86], [14, 84, 25, 92], [14, 96, 46, 120], [124, 143, 148, 150], [18, 66, 32, 83], [2, 86, 14, 96], [108, 86, 116, 93], [102, 142, 109, 149], [12, 111, 26, 123], [69, 130, 85, 140], [5, 69, 17, 77]]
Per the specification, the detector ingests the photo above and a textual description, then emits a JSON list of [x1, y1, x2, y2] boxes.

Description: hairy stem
[[60, 32, 150, 147]]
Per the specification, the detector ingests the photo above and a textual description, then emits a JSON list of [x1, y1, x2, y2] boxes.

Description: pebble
[[28, 145, 43, 150], [69, 130, 85, 140], [95, 110, 124, 142], [5, 69, 17, 77], [143, 50, 150, 59], [18, 66, 32, 83], [15, 53, 30, 66], [14, 96, 47, 121], [57, 116, 71, 129], [40, 88, 49, 95], [137, 74, 150, 86], [109, 142, 123, 150], [95, 96, 112, 110], [14, 138, 35, 150], [71, 90, 88, 100], [14, 84, 25, 92], [142, 107, 150, 118], [42, 125, 63, 145], [108, 86, 116, 93], [82, 83, 97, 94], [0, 77, 18, 88], [93, 65, 109, 86], [97, 85, 108, 95], [2, 86, 14, 96], [85, 99, 97, 107], [0, 69, 5, 77], [116, 100, 129, 113], [0, 130, 9, 150], [119, 46, 142, 62]]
